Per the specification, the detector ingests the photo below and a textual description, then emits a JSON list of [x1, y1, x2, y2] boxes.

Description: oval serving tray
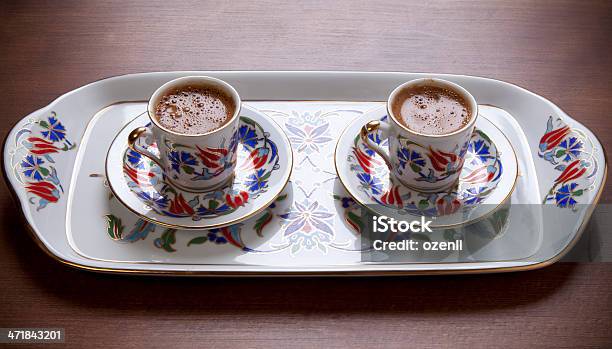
[[2, 71, 606, 276]]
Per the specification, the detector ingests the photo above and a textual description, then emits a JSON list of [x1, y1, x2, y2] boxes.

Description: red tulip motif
[[196, 146, 227, 170], [123, 164, 154, 187], [241, 148, 268, 171], [427, 147, 460, 173], [169, 193, 195, 215], [436, 194, 461, 216], [352, 147, 381, 174], [539, 125, 570, 152], [462, 165, 495, 184], [226, 191, 249, 208], [380, 185, 403, 207], [25, 181, 59, 203], [554, 160, 586, 184], [27, 137, 59, 155]]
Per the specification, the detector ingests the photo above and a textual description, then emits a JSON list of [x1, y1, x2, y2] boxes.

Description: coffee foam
[[154, 85, 235, 135], [392, 85, 471, 135]]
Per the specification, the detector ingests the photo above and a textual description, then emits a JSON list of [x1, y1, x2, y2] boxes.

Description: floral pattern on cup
[[162, 128, 239, 183], [123, 117, 279, 220], [349, 126, 502, 217], [394, 137, 470, 185]]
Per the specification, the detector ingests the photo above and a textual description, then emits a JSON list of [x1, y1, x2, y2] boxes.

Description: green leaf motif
[[556, 149, 566, 158], [105, 214, 124, 240], [261, 171, 272, 181], [187, 236, 208, 246], [346, 211, 364, 233], [276, 194, 288, 202], [155, 229, 177, 252], [476, 130, 492, 144], [39, 167, 50, 177], [240, 116, 257, 129], [572, 189, 584, 197], [209, 200, 219, 210], [182, 165, 194, 174], [443, 229, 457, 241], [410, 163, 421, 173], [353, 134, 361, 147], [38, 120, 49, 129], [418, 199, 430, 211], [254, 210, 273, 237]]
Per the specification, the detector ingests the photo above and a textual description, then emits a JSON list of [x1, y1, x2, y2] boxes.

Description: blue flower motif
[[363, 132, 388, 156], [243, 168, 268, 192], [555, 183, 579, 208], [206, 230, 228, 244], [41, 116, 66, 142], [558, 137, 583, 162], [126, 149, 144, 169], [168, 151, 198, 174], [136, 191, 169, 209], [357, 172, 383, 195], [341, 197, 355, 208], [368, 132, 383, 145], [397, 148, 426, 170], [197, 203, 231, 216], [21, 155, 45, 181], [239, 125, 258, 148], [468, 139, 490, 163]]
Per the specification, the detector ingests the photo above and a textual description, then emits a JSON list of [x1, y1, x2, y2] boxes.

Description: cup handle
[[127, 127, 164, 168], [360, 120, 392, 170]]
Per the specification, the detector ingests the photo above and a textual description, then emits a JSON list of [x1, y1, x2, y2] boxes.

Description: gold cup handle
[[127, 127, 164, 168], [360, 120, 392, 170]]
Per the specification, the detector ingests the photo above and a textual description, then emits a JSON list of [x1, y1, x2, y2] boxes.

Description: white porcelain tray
[[2, 72, 606, 276]]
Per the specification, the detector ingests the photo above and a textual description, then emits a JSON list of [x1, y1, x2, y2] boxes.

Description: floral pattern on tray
[[105, 193, 290, 252], [538, 116, 599, 209], [83, 103, 583, 259], [8, 112, 76, 210]]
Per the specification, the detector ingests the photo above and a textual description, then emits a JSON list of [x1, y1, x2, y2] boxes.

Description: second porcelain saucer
[[335, 106, 518, 228], [106, 105, 293, 229]]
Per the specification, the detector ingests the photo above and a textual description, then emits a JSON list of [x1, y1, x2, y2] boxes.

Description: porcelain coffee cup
[[128, 76, 241, 192], [360, 78, 478, 192]]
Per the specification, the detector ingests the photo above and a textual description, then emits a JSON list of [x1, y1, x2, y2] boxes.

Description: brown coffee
[[154, 85, 235, 135], [392, 85, 471, 135]]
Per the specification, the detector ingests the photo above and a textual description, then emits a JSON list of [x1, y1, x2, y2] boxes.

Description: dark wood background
[[1, 1, 611, 348]]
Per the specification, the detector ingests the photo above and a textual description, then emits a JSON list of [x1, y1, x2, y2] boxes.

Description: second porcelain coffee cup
[[128, 76, 241, 192], [361, 78, 478, 192]]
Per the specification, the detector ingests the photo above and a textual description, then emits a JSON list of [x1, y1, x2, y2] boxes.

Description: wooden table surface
[[1, 1, 611, 348]]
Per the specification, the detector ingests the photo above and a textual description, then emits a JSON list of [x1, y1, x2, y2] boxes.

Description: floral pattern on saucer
[[123, 117, 279, 220], [349, 126, 503, 217]]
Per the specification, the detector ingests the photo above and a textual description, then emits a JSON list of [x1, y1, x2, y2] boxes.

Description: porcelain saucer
[[335, 106, 518, 228], [106, 105, 293, 230]]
